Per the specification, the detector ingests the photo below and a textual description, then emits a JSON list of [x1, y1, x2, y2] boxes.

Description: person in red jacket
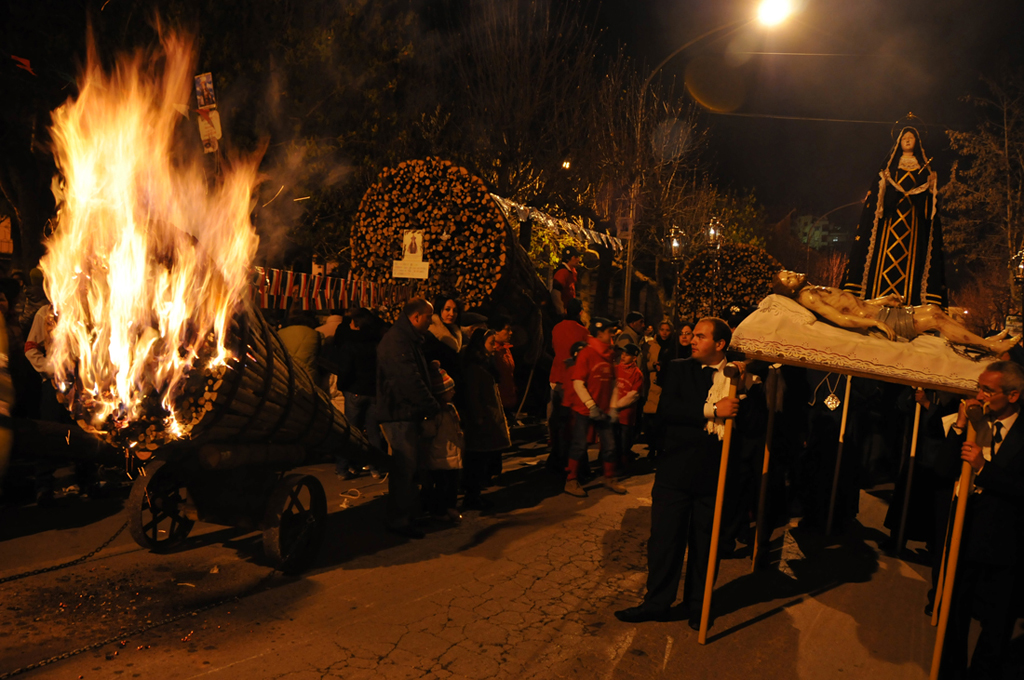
[[548, 299, 588, 472], [551, 246, 580, 317], [489, 314, 517, 418], [565, 317, 627, 497], [612, 342, 644, 470]]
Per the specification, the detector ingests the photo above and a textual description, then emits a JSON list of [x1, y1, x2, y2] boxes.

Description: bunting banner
[[322, 276, 334, 311], [278, 270, 296, 310], [311, 274, 324, 311], [298, 273, 310, 311], [248, 267, 414, 313]]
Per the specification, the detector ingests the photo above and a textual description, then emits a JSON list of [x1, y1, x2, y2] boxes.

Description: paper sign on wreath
[[393, 229, 429, 279]]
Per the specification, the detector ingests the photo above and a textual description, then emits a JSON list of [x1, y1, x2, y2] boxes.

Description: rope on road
[[0, 518, 129, 585]]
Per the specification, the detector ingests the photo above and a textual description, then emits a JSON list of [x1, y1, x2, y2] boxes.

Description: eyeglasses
[[978, 384, 1006, 396]]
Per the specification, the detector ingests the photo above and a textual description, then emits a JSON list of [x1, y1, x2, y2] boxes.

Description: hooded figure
[[842, 126, 947, 307]]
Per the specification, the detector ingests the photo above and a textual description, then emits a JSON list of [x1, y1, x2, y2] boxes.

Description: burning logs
[[63, 303, 385, 471], [351, 158, 510, 314]]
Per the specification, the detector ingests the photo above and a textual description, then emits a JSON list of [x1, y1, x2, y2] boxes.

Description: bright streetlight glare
[[757, 0, 793, 26]]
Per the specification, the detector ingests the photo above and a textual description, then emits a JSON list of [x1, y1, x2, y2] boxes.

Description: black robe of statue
[[842, 127, 947, 307]]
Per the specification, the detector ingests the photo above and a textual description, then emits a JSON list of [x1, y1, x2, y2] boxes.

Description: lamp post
[[708, 217, 725, 316], [664, 226, 687, 321], [622, 0, 795, 323], [1011, 250, 1024, 331], [666, 225, 686, 262]]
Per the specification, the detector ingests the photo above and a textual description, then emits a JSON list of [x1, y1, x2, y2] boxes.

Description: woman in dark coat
[[457, 328, 511, 510], [425, 294, 464, 388]]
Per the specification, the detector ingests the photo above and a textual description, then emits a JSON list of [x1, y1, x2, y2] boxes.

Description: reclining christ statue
[[772, 270, 1020, 355]]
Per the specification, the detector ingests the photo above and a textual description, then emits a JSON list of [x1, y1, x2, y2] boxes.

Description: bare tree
[[944, 69, 1024, 277], [949, 262, 1012, 335], [811, 250, 849, 289], [588, 54, 710, 313], [440, 0, 602, 209]]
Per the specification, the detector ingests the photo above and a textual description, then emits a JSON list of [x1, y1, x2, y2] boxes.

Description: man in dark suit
[[938, 360, 1024, 679], [614, 317, 741, 630]]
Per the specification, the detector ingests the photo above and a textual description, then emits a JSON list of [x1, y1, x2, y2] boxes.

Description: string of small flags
[[251, 267, 417, 312]]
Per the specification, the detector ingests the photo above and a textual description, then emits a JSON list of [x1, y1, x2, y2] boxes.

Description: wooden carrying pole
[[928, 405, 981, 680], [896, 401, 923, 552], [752, 365, 780, 572], [826, 376, 853, 536], [930, 487, 958, 627], [698, 363, 740, 645]]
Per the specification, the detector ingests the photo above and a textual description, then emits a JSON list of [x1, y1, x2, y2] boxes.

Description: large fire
[[40, 33, 261, 446]]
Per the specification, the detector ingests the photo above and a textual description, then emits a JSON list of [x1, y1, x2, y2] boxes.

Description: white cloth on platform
[[731, 294, 986, 393]]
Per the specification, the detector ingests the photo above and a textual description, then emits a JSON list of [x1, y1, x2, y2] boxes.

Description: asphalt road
[[1, 440, 1021, 680]]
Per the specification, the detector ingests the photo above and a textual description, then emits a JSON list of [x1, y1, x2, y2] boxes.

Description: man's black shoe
[[387, 524, 425, 540], [614, 606, 671, 623]]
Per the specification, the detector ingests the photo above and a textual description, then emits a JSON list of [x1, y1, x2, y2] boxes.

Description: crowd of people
[[292, 293, 518, 540], [2, 246, 1020, 677], [278, 247, 721, 546]]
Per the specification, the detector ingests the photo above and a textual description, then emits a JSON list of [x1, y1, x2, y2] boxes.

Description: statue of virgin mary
[[841, 127, 947, 307]]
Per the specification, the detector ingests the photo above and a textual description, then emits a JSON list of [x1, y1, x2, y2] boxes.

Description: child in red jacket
[[565, 317, 627, 497], [611, 343, 644, 470]]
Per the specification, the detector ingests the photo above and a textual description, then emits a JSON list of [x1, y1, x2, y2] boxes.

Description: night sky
[[597, 0, 1024, 225]]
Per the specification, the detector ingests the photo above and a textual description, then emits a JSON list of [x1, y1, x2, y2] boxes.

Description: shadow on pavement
[[706, 520, 884, 642], [0, 490, 128, 543], [309, 447, 652, 571]]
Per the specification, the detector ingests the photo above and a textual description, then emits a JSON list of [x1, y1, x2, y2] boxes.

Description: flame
[[40, 33, 260, 442]]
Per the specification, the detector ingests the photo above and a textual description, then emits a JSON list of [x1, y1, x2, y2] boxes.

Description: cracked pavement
[[2, 446, 1022, 679]]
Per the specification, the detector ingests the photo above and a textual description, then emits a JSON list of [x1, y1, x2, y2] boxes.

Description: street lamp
[[757, 0, 795, 27], [1010, 249, 1024, 330], [641, 0, 798, 94], [706, 217, 725, 316], [707, 216, 724, 247], [666, 226, 686, 262], [624, 1, 796, 323]]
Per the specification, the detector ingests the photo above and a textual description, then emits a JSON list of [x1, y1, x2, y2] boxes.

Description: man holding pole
[[614, 317, 740, 630], [936, 361, 1024, 679]]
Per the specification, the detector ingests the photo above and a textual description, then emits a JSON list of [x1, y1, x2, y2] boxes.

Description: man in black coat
[[375, 298, 441, 539], [615, 317, 742, 629], [937, 360, 1024, 679], [332, 308, 385, 477]]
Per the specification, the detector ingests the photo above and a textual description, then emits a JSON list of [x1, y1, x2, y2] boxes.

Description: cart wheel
[[262, 474, 327, 574], [128, 460, 194, 552]]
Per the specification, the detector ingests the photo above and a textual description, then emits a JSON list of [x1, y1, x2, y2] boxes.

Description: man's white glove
[[588, 405, 604, 420], [608, 407, 619, 421]]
